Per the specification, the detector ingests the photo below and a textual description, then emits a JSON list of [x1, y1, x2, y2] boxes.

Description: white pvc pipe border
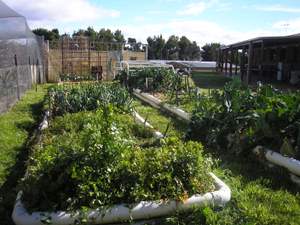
[[132, 111, 164, 139], [12, 173, 230, 225], [253, 146, 300, 185], [133, 89, 191, 123], [253, 146, 300, 177]]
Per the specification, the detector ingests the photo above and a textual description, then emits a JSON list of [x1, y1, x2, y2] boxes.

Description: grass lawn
[[191, 71, 232, 89], [133, 100, 188, 139], [134, 98, 300, 225], [0, 85, 49, 225]]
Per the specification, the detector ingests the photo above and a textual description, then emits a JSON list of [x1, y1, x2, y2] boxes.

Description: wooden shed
[[218, 34, 300, 85]]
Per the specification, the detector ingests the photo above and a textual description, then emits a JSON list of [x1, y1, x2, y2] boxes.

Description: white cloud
[[256, 4, 300, 13], [177, 0, 221, 16], [4, 0, 120, 25], [177, 1, 208, 16]]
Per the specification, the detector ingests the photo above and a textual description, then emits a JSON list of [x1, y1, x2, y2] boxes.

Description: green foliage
[[21, 107, 213, 212], [201, 43, 222, 61], [48, 82, 133, 116], [147, 35, 201, 60], [59, 74, 97, 82], [132, 100, 300, 225], [117, 67, 185, 95], [188, 79, 300, 158], [32, 28, 59, 42]]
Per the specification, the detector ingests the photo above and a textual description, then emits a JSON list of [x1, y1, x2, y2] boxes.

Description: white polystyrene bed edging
[[12, 173, 231, 225], [133, 89, 191, 123], [132, 111, 164, 139]]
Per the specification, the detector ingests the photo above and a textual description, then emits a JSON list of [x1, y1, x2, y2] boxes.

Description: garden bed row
[[13, 83, 231, 225]]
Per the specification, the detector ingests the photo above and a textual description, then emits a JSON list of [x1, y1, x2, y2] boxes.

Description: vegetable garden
[[12, 82, 231, 225], [2, 67, 300, 225]]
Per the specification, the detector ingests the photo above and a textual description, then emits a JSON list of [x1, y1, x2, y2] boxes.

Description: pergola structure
[[218, 34, 300, 85]]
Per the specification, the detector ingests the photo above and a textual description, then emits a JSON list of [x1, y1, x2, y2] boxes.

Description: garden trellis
[[0, 0, 45, 114]]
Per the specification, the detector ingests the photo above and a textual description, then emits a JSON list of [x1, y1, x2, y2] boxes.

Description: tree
[[97, 29, 114, 42], [85, 27, 97, 40], [190, 41, 201, 60], [201, 43, 221, 61], [32, 28, 60, 41], [114, 30, 125, 43], [164, 35, 179, 60], [147, 35, 165, 60], [178, 36, 192, 60]]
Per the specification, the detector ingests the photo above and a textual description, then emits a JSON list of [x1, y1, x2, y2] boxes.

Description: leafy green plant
[[48, 82, 133, 116], [188, 79, 300, 159], [116, 67, 183, 92], [21, 105, 214, 213]]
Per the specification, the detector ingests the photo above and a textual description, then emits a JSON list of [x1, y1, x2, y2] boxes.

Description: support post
[[241, 47, 245, 81], [14, 54, 20, 100], [235, 50, 238, 76], [61, 38, 64, 75], [246, 42, 253, 85], [88, 38, 91, 75], [259, 41, 264, 80], [225, 50, 228, 75], [220, 50, 224, 73], [229, 48, 233, 76], [216, 48, 221, 72]]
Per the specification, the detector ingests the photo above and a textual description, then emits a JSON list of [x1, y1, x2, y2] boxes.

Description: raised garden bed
[[13, 83, 231, 225]]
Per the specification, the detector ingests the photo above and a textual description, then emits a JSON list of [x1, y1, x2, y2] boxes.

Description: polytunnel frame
[[0, 0, 45, 114]]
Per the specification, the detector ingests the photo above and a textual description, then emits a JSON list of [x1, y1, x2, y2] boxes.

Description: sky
[[3, 0, 300, 47]]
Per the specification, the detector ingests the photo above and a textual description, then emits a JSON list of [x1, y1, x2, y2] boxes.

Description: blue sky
[[4, 0, 300, 46]]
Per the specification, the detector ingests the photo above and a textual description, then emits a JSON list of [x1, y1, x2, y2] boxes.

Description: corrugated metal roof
[[222, 33, 300, 50]]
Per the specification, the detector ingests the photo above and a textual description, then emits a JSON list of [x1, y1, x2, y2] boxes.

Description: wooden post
[[221, 50, 224, 72], [14, 54, 20, 100], [80, 39, 83, 76], [216, 48, 221, 72], [235, 49, 238, 76], [260, 41, 264, 80], [241, 47, 246, 81], [246, 42, 253, 85], [61, 38, 64, 74], [88, 38, 91, 75], [229, 48, 233, 76], [225, 50, 228, 75]]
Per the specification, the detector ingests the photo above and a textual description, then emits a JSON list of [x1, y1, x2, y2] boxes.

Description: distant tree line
[[33, 27, 223, 61]]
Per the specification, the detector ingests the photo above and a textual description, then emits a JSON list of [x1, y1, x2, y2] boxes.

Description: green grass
[[0, 85, 49, 225], [191, 71, 232, 89], [133, 100, 188, 139], [133, 98, 300, 225]]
